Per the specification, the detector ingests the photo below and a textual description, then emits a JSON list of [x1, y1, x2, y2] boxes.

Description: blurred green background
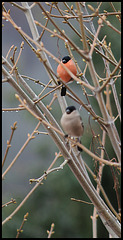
[[2, 2, 121, 238]]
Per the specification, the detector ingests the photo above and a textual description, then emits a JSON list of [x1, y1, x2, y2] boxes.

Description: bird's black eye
[[66, 106, 76, 114], [62, 56, 71, 64]]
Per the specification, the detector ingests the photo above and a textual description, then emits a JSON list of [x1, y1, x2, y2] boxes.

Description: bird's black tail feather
[[77, 140, 83, 152]]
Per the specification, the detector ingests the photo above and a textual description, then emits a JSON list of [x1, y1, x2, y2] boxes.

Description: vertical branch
[[75, 3, 120, 162], [92, 130, 106, 238], [21, 2, 67, 112], [76, 2, 89, 52]]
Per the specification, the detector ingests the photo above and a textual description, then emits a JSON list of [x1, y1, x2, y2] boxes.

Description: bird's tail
[[77, 139, 83, 152]]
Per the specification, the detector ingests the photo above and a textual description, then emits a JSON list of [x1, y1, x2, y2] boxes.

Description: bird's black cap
[[62, 56, 71, 64], [66, 106, 76, 114]]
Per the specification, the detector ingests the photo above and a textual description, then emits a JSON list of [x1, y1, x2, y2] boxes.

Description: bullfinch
[[57, 56, 77, 96], [60, 106, 84, 151]]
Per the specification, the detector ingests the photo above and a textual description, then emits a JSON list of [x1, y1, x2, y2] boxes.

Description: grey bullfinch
[[60, 106, 84, 151], [57, 56, 77, 96]]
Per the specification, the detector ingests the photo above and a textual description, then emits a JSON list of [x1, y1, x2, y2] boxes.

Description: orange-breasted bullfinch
[[57, 56, 77, 96], [60, 106, 84, 151]]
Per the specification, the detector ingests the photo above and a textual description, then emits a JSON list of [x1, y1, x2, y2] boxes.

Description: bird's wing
[[80, 116, 84, 129]]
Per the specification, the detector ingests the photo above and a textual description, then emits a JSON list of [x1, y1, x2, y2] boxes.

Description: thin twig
[[99, 59, 121, 92], [2, 107, 25, 111], [47, 223, 55, 238], [71, 198, 93, 205], [2, 121, 41, 179], [2, 198, 16, 208], [2, 122, 17, 167], [16, 213, 29, 238]]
